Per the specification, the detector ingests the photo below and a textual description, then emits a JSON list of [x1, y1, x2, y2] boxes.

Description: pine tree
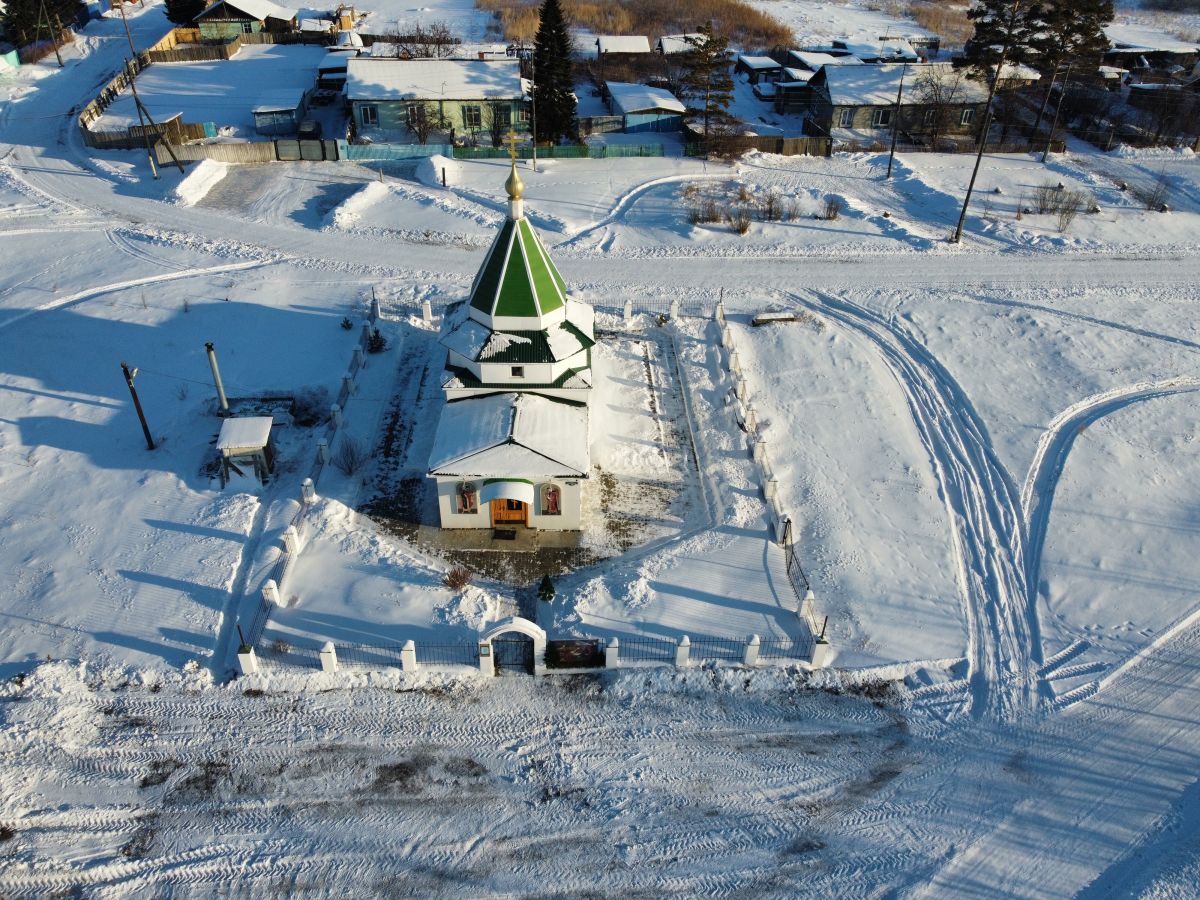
[[1, 0, 82, 47], [532, 0, 576, 143], [958, 0, 1044, 75], [678, 22, 735, 138], [165, 0, 207, 27], [1034, 0, 1113, 73]]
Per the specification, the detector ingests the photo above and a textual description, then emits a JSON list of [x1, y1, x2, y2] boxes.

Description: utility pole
[[125, 58, 160, 180], [116, 0, 137, 58], [1041, 64, 1071, 163], [1031, 63, 1062, 137], [120, 362, 156, 450], [952, 50, 1009, 243], [36, 0, 64, 67], [886, 63, 908, 179], [205, 342, 230, 414]]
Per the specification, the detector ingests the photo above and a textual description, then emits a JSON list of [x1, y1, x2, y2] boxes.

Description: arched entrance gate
[[479, 617, 546, 677]]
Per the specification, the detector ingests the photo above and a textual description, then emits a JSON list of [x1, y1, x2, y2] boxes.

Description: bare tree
[[391, 20, 458, 59], [483, 103, 513, 147], [912, 66, 970, 148], [406, 101, 442, 144]]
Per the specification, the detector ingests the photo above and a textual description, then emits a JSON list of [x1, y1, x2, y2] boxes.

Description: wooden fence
[[146, 26, 330, 62], [155, 141, 278, 164], [17, 29, 74, 64]]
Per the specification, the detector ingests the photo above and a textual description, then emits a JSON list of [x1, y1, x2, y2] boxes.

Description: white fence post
[[353, 345, 364, 370], [669, 298, 680, 319], [623, 299, 633, 322], [810, 640, 830, 668], [360, 322, 371, 345], [301, 477, 316, 504], [752, 439, 766, 465], [715, 299, 725, 324], [605, 637, 620, 669], [341, 374, 354, 399], [237, 646, 259, 676], [675, 635, 691, 668], [764, 477, 778, 504], [330, 404, 342, 429], [316, 439, 329, 463], [728, 349, 740, 374], [262, 579, 281, 607], [370, 292, 381, 322], [422, 299, 433, 325], [401, 640, 418, 671], [478, 641, 494, 676], [744, 635, 761, 667], [282, 525, 299, 555], [319, 641, 338, 672], [744, 404, 757, 433]]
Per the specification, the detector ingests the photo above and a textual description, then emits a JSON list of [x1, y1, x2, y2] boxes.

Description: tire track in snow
[[1020, 377, 1200, 633], [0, 259, 270, 333], [787, 290, 1033, 721]]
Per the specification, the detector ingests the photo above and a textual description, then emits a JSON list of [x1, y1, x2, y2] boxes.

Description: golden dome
[[505, 159, 525, 201]]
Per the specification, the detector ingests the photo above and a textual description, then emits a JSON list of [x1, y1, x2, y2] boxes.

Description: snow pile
[[415, 154, 461, 188], [329, 180, 390, 228], [172, 159, 228, 206]]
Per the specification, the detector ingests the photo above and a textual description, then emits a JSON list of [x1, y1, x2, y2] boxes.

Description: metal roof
[[345, 58, 523, 101]]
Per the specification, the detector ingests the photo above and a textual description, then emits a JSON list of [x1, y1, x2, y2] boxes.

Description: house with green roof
[[427, 154, 594, 531]]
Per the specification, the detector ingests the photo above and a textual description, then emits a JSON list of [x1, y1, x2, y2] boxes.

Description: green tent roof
[[469, 217, 567, 320]]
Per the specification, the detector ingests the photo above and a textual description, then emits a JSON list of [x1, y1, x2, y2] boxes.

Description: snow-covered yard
[[2, 0, 1200, 893]]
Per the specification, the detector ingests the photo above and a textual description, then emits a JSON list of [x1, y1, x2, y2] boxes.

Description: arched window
[[457, 481, 478, 514], [540, 483, 561, 516]]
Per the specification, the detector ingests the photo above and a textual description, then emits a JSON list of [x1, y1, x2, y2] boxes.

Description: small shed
[[735, 55, 782, 84], [605, 81, 685, 132], [216, 416, 276, 486], [655, 34, 702, 55], [252, 90, 307, 135], [595, 35, 651, 59]]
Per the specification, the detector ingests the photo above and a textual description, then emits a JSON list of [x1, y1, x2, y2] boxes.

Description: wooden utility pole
[[37, 0, 64, 67], [124, 58, 160, 180], [120, 362, 156, 450], [1041, 64, 1071, 163], [886, 63, 908, 179]]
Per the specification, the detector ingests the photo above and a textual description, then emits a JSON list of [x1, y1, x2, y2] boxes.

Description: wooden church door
[[491, 498, 527, 526]]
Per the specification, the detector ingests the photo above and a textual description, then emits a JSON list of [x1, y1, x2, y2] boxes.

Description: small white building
[[427, 155, 595, 531]]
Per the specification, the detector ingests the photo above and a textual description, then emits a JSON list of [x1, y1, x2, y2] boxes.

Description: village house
[[192, 0, 298, 41], [604, 81, 685, 132], [655, 34, 701, 55], [344, 58, 529, 143], [594, 35, 652, 60], [806, 62, 987, 142], [428, 151, 594, 531], [735, 54, 783, 85]]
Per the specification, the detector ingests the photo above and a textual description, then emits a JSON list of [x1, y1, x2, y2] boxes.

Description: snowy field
[[1, 0, 1200, 894]]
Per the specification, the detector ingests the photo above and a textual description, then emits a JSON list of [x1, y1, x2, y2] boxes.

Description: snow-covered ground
[[2, 0, 1200, 893]]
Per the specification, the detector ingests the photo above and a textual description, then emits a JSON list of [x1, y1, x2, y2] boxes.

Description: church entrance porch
[[491, 498, 528, 527]]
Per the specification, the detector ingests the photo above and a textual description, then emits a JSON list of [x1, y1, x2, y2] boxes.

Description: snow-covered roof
[[738, 55, 780, 70], [605, 81, 685, 115], [450, 42, 510, 60], [656, 34, 702, 55], [821, 63, 987, 107], [336, 29, 363, 48], [997, 62, 1041, 81], [788, 51, 862, 71], [834, 39, 919, 62], [195, 0, 295, 23], [216, 417, 273, 451], [251, 90, 305, 112], [440, 298, 593, 365], [428, 392, 590, 477], [345, 58, 524, 101], [299, 17, 333, 32], [780, 67, 813, 83], [596, 35, 651, 55]]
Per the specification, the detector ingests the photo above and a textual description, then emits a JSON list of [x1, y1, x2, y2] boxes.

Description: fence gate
[[492, 635, 534, 675], [275, 139, 338, 162]]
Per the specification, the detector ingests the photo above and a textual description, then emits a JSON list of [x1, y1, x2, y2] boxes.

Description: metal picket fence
[[336, 643, 408, 670], [689, 638, 745, 662], [415, 643, 480, 666], [616, 636, 677, 662], [759, 638, 815, 660]]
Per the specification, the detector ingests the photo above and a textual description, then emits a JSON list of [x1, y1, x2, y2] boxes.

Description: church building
[[426, 149, 595, 530]]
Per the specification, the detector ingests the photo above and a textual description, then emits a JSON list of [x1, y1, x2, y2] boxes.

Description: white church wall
[[527, 479, 582, 530], [435, 477, 488, 530]]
